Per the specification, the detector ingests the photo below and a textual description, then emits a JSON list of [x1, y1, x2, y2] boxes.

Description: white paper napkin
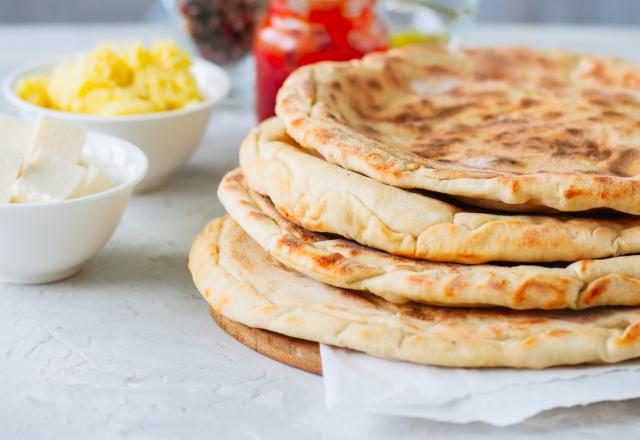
[[321, 345, 640, 426]]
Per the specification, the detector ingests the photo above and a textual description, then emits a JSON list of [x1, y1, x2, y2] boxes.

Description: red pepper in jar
[[254, 0, 388, 121]]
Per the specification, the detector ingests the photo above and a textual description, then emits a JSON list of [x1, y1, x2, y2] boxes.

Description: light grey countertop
[[1, 23, 640, 439]]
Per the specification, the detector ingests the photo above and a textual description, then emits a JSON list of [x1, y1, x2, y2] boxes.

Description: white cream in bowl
[[0, 114, 116, 204], [0, 125, 148, 284]]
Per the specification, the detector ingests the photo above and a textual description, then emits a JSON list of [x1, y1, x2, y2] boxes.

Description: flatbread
[[240, 118, 640, 264], [220, 168, 640, 310], [276, 45, 640, 214], [189, 215, 640, 368]]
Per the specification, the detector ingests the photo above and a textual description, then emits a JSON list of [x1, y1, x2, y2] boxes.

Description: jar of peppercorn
[[173, 0, 264, 64], [254, 0, 388, 121], [168, 0, 266, 107]]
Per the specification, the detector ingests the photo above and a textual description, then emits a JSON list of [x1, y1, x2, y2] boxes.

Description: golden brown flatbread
[[189, 215, 640, 368], [240, 118, 640, 264], [219, 168, 640, 310], [276, 46, 640, 214]]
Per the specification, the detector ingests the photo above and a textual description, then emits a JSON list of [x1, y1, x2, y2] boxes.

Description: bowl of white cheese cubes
[[0, 113, 148, 284]]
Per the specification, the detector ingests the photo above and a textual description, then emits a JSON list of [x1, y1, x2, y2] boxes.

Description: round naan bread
[[219, 168, 640, 310], [189, 215, 640, 368], [276, 46, 640, 214], [240, 118, 640, 264]]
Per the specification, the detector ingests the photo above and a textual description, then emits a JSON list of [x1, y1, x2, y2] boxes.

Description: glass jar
[[165, 0, 267, 109], [254, 0, 388, 121], [381, 0, 479, 49], [173, 0, 265, 65]]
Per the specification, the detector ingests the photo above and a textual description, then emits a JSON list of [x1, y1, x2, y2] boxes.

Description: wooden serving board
[[210, 307, 322, 375]]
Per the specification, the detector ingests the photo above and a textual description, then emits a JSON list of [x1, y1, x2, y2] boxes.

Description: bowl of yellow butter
[[3, 40, 229, 190]]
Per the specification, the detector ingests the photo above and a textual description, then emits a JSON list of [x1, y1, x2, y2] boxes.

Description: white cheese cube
[[0, 114, 32, 159], [73, 164, 114, 198], [12, 151, 86, 203], [0, 148, 22, 203], [28, 116, 86, 165]]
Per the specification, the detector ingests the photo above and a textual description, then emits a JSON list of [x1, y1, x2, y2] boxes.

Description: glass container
[[165, 0, 267, 108], [381, 0, 479, 49], [254, 0, 388, 121]]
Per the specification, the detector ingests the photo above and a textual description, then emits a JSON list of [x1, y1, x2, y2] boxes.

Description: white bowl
[[2, 57, 229, 191], [0, 132, 148, 284]]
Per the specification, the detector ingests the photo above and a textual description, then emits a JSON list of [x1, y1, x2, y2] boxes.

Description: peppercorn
[[178, 0, 265, 65]]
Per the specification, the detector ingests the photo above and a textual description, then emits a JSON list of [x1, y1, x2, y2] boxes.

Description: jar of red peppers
[[254, 0, 388, 121]]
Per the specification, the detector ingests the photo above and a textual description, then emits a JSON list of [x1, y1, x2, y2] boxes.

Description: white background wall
[[1, 0, 640, 24]]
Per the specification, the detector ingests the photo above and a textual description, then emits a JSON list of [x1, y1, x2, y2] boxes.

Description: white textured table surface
[[2, 23, 640, 439]]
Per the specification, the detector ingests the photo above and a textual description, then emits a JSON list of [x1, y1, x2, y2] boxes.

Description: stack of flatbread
[[189, 46, 640, 369]]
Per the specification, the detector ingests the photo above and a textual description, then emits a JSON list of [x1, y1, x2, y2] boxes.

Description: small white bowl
[[2, 57, 229, 191], [0, 132, 148, 284]]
